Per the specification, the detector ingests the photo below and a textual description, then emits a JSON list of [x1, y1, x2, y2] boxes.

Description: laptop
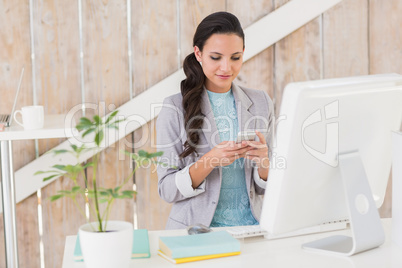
[[0, 67, 25, 127]]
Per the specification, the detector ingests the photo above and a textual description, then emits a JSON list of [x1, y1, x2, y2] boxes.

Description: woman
[[157, 11, 274, 229]]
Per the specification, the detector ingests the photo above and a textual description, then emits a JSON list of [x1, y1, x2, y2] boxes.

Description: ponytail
[[179, 52, 205, 158]]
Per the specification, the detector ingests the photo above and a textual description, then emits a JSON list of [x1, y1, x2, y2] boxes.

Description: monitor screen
[[260, 73, 402, 235]]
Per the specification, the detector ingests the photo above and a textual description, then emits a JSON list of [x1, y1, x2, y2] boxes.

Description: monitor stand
[[302, 151, 385, 256]]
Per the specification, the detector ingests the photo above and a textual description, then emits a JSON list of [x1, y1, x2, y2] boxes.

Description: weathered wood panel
[[179, 0, 225, 62], [15, 194, 40, 268], [81, 0, 132, 226], [323, 0, 368, 78], [28, 0, 83, 267], [134, 119, 172, 230], [131, 0, 179, 230], [273, 0, 321, 117], [369, 0, 402, 218], [41, 178, 84, 268], [369, 0, 402, 75], [0, 1, 38, 268], [228, 1, 275, 99]]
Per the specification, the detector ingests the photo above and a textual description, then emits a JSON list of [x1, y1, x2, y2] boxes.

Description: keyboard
[[224, 220, 349, 239], [225, 225, 268, 238]]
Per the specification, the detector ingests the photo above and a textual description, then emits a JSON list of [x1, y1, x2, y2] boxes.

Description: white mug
[[14, 105, 44, 130]]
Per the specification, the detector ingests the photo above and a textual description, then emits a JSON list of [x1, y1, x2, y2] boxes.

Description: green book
[[74, 229, 150, 262], [159, 231, 241, 259]]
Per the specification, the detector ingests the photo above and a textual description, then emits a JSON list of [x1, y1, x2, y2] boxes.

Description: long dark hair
[[179, 11, 245, 158]]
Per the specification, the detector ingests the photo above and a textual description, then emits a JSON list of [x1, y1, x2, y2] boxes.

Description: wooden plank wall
[[0, 0, 401, 267], [34, 1, 82, 267], [0, 2, 39, 268], [131, 0, 179, 231]]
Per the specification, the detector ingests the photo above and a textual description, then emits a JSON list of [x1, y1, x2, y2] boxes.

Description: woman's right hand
[[206, 141, 251, 168], [189, 141, 250, 188]]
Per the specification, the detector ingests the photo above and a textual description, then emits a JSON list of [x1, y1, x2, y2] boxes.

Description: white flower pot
[[79, 221, 133, 268]]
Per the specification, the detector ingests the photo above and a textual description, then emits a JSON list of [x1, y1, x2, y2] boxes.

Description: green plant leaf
[[106, 125, 119, 130], [139, 159, 150, 166], [62, 164, 84, 175], [138, 150, 147, 157], [52, 164, 66, 171], [148, 151, 163, 158], [43, 174, 60, 182], [72, 186, 81, 192], [107, 189, 113, 195], [35, 170, 57, 175], [122, 190, 136, 197], [95, 130, 104, 146], [105, 110, 118, 124], [76, 117, 92, 131], [114, 119, 124, 123], [83, 162, 94, 168], [115, 191, 132, 199], [50, 194, 64, 201], [57, 190, 71, 194], [99, 191, 109, 196], [107, 119, 124, 126], [73, 144, 87, 154], [130, 154, 140, 161], [53, 149, 69, 155], [98, 198, 109, 203], [80, 117, 92, 124], [122, 190, 136, 194], [82, 128, 96, 138], [114, 186, 122, 192], [93, 115, 102, 125]]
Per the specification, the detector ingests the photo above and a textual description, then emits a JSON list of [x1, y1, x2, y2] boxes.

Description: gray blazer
[[156, 83, 274, 229]]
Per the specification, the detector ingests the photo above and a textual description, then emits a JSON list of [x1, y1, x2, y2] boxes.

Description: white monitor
[[260, 73, 402, 256]]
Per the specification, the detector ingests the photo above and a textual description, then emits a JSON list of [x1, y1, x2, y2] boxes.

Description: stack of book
[[158, 231, 241, 264]]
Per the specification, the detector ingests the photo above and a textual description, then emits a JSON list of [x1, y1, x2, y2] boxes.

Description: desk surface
[[0, 114, 76, 140], [62, 219, 402, 268]]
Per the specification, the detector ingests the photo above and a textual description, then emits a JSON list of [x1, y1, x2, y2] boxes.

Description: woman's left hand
[[243, 131, 270, 180]]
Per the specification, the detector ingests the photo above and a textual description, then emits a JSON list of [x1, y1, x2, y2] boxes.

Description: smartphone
[[236, 131, 256, 143]]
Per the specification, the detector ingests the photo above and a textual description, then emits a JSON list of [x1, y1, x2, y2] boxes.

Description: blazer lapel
[[201, 89, 220, 150], [232, 83, 256, 133], [232, 83, 256, 193]]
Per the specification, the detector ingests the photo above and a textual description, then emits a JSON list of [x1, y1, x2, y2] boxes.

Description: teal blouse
[[207, 89, 258, 227]]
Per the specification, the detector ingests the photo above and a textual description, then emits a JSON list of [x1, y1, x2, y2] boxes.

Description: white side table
[[0, 115, 75, 268]]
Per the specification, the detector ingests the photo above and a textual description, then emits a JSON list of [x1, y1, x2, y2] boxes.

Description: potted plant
[[35, 111, 163, 268]]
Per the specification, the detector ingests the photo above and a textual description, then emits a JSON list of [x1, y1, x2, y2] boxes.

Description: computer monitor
[[259, 73, 402, 256]]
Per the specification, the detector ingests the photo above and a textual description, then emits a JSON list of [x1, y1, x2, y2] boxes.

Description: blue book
[[159, 231, 241, 259], [74, 229, 150, 262]]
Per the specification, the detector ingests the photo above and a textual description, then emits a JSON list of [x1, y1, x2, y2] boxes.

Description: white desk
[[0, 115, 75, 268], [62, 219, 402, 268]]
